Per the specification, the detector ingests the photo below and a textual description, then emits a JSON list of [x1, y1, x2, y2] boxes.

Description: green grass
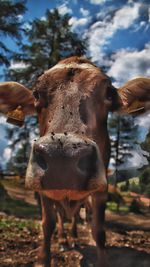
[[0, 216, 40, 240], [106, 201, 129, 212], [0, 217, 39, 231]]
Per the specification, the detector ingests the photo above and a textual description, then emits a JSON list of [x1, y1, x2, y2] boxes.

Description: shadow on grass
[[0, 181, 40, 219], [78, 245, 150, 267], [0, 197, 40, 219]]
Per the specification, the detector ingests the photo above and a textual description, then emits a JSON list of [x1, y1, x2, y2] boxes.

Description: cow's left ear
[[0, 82, 35, 126], [118, 77, 150, 114]]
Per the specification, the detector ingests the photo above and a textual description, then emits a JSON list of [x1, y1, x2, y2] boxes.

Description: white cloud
[[107, 43, 150, 86], [69, 17, 89, 31], [10, 61, 28, 69], [135, 112, 150, 141], [140, 21, 146, 27], [111, 144, 149, 171], [58, 3, 72, 15], [17, 15, 23, 22], [80, 7, 89, 17], [136, 112, 150, 130], [3, 147, 12, 162], [87, 2, 140, 64], [23, 22, 32, 30], [110, 141, 149, 171], [119, 144, 149, 170], [113, 4, 139, 29], [0, 116, 6, 124], [40, 16, 46, 21], [87, 20, 111, 64], [89, 0, 106, 4]]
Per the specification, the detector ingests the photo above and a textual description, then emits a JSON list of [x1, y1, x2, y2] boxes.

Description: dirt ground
[[0, 210, 150, 267]]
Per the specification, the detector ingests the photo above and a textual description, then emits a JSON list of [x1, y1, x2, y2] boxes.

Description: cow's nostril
[[34, 152, 48, 170], [77, 146, 98, 177]]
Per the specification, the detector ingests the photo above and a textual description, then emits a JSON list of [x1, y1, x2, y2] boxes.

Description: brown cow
[[0, 57, 150, 267]]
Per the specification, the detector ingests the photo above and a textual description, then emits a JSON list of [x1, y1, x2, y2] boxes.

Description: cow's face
[[26, 57, 121, 200], [0, 57, 149, 201]]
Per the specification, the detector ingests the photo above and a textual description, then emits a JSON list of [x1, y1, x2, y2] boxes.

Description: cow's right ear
[[117, 77, 150, 115], [0, 82, 35, 126]]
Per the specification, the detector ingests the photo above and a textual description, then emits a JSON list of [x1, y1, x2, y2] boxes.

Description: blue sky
[[2, 0, 150, 85], [0, 0, 150, 169]]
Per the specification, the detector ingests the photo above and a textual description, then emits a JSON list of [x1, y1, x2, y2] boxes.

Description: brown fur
[[0, 82, 35, 115], [1, 57, 150, 267], [119, 77, 150, 113]]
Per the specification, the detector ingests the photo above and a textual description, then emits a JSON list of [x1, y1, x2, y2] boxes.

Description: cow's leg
[[92, 193, 109, 267], [37, 195, 56, 267], [57, 211, 66, 239], [57, 210, 70, 251]]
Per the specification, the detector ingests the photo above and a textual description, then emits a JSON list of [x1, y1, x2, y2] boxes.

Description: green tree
[[129, 181, 141, 194], [141, 131, 150, 163], [108, 113, 139, 184], [8, 145, 28, 177], [139, 167, 150, 194], [140, 167, 150, 186], [7, 8, 86, 86], [139, 133, 150, 198], [6, 116, 38, 177], [0, 0, 26, 66]]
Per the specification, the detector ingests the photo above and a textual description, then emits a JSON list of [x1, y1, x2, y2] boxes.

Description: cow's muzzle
[[25, 133, 107, 200]]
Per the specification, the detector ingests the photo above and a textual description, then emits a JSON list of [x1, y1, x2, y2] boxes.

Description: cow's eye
[[105, 86, 120, 111], [105, 87, 113, 102], [33, 90, 40, 100]]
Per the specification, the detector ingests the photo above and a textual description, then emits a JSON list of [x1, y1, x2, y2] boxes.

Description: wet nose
[[33, 133, 100, 179]]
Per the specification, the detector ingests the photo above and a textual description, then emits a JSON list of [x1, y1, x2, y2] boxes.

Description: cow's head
[[0, 57, 150, 200]]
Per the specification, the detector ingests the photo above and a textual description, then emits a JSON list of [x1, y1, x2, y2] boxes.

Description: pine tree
[[108, 113, 139, 184], [6, 116, 38, 177], [7, 8, 86, 87], [140, 132, 150, 201], [0, 0, 26, 66], [141, 131, 150, 163]]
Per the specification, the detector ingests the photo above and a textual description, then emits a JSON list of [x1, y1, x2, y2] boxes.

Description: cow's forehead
[[35, 57, 109, 97], [45, 62, 99, 74]]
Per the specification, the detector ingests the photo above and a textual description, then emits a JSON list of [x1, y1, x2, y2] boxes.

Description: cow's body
[[26, 57, 114, 266], [0, 56, 150, 267]]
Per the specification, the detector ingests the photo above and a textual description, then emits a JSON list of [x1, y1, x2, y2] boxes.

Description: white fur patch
[[45, 62, 97, 73]]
